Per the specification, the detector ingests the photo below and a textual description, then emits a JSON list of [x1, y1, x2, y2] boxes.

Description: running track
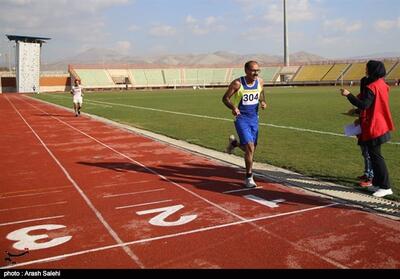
[[1, 94, 399, 269]]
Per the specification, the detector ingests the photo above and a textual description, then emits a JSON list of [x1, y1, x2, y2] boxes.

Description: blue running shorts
[[234, 115, 259, 146]]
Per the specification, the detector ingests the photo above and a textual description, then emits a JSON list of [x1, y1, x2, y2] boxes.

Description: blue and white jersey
[[231, 76, 262, 118]]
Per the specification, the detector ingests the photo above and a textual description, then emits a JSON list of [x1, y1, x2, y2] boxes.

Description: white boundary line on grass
[[41, 94, 400, 145], [86, 98, 400, 145]]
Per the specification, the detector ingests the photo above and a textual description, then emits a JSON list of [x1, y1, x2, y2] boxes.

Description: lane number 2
[[136, 204, 197, 227]]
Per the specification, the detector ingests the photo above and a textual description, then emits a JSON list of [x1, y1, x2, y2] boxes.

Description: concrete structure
[[6, 35, 50, 93]]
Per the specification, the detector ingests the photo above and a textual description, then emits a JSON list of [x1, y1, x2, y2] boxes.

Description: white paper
[[344, 123, 361, 136]]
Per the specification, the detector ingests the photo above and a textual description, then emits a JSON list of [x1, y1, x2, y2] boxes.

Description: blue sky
[[0, 0, 399, 63]]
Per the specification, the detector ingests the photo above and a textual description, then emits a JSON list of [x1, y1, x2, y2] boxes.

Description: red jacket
[[359, 78, 395, 141]]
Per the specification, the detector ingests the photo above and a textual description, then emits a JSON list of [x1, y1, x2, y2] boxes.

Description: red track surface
[[1, 94, 399, 269]]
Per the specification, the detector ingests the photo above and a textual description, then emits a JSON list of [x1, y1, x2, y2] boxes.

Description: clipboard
[[344, 123, 361, 136]]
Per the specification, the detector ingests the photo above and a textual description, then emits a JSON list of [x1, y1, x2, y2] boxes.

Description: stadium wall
[[3, 59, 399, 93], [0, 76, 16, 92], [40, 76, 71, 92], [0, 74, 71, 93]]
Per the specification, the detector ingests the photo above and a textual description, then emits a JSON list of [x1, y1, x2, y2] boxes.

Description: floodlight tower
[[283, 0, 289, 66]]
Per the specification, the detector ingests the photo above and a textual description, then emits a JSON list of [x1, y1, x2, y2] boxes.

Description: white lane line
[[244, 195, 285, 208], [43, 94, 113, 108], [5, 96, 145, 268], [104, 188, 165, 198], [22, 96, 349, 268], [95, 180, 152, 189], [1, 202, 339, 269], [23, 100, 248, 223], [1, 185, 71, 195], [0, 190, 64, 199], [116, 199, 172, 210], [0, 201, 68, 212], [0, 215, 65, 227], [223, 187, 263, 194]]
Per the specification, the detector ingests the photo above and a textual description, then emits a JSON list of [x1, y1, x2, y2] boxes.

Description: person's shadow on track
[[78, 161, 343, 208]]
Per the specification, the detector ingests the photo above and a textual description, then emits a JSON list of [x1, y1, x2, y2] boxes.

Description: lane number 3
[[7, 224, 72, 251]]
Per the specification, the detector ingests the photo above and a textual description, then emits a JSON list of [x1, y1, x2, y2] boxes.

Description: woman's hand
[[340, 88, 350, 96]]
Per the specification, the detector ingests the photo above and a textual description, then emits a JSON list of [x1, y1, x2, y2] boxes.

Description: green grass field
[[31, 86, 400, 200]]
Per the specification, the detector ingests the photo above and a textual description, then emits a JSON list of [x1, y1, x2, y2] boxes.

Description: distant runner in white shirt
[[70, 79, 83, 117]]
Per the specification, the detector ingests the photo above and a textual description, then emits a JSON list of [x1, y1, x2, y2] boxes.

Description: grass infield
[[32, 86, 399, 200]]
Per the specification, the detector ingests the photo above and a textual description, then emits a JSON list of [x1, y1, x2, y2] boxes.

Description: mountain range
[[40, 48, 400, 71], [42, 49, 326, 71]]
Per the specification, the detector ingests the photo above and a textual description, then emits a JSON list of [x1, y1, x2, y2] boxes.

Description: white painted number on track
[[6, 224, 72, 251], [136, 204, 197, 227], [244, 195, 285, 208]]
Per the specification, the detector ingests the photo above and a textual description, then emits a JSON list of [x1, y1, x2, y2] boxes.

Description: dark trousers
[[360, 144, 373, 178], [367, 143, 391, 189]]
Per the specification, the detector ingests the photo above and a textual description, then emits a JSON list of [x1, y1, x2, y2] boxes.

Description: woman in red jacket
[[341, 60, 395, 198]]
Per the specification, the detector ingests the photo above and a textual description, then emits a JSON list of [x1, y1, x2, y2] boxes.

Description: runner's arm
[[222, 80, 241, 116], [259, 78, 267, 109]]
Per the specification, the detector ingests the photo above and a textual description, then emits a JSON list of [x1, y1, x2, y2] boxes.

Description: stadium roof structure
[[6, 34, 51, 44]]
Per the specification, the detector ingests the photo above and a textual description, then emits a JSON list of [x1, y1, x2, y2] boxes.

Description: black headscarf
[[360, 76, 372, 95], [366, 60, 386, 82]]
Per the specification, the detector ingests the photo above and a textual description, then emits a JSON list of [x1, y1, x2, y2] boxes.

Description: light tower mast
[[283, 0, 289, 66]]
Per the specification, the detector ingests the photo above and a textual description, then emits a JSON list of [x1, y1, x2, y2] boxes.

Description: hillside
[[42, 49, 326, 71]]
